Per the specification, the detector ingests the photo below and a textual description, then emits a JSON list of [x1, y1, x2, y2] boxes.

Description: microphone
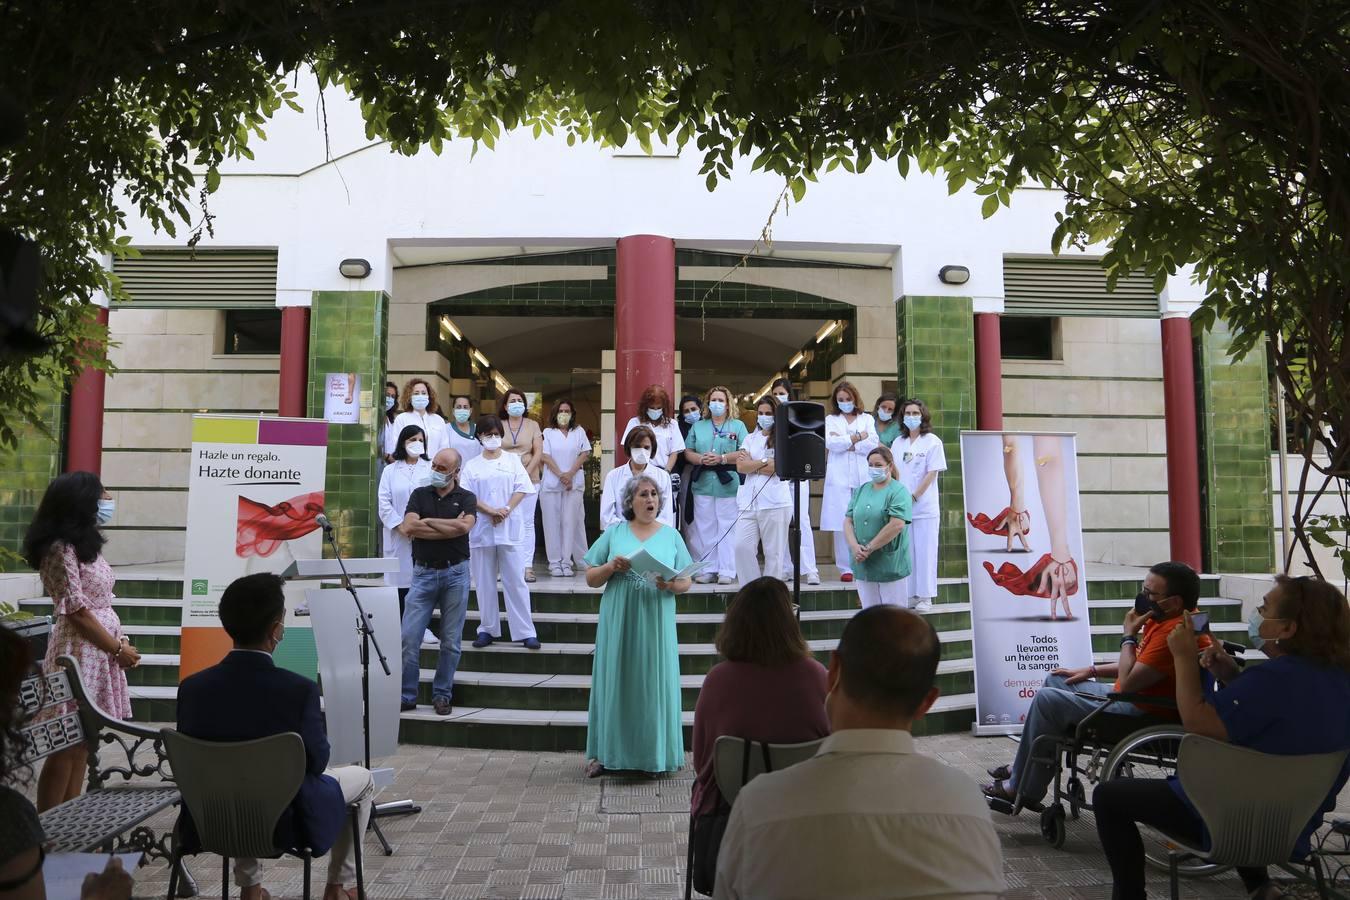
[[315, 513, 333, 534]]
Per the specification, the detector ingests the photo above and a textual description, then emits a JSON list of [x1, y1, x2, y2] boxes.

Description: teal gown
[[584, 521, 691, 772]]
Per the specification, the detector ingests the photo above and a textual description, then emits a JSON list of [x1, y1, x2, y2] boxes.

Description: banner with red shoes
[[960, 431, 1094, 735]]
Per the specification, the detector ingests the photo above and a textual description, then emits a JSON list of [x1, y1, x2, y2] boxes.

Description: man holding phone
[[983, 561, 1212, 807]]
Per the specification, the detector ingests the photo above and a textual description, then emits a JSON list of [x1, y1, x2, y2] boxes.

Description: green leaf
[[981, 194, 999, 219]]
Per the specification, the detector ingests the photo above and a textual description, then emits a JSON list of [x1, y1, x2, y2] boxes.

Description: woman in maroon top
[[691, 576, 831, 815]]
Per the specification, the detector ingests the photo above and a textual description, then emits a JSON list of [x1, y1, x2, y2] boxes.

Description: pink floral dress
[[39, 542, 131, 719]]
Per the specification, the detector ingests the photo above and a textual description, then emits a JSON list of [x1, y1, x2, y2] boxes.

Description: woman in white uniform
[[385, 377, 448, 459], [771, 378, 820, 585], [499, 389, 543, 583], [443, 394, 482, 466], [889, 398, 946, 611], [460, 415, 541, 649], [619, 384, 686, 470], [600, 426, 674, 529], [734, 397, 792, 584], [540, 397, 591, 576], [819, 381, 878, 583], [376, 424, 438, 644], [378, 381, 399, 465]]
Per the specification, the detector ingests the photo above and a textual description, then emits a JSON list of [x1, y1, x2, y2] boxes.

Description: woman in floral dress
[[22, 471, 140, 811]]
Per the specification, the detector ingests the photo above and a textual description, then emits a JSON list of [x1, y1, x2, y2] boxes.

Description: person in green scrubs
[[874, 391, 902, 447], [844, 446, 913, 608], [683, 385, 748, 584]]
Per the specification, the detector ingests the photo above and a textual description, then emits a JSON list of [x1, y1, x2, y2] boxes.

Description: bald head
[[835, 606, 941, 718]]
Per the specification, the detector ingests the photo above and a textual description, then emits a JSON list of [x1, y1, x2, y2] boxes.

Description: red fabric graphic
[[967, 507, 1032, 537], [236, 491, 324, 557], [982, 554, 1079, 599]]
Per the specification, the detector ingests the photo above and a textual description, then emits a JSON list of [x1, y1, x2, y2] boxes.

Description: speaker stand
[[790, 478, 802, 622]]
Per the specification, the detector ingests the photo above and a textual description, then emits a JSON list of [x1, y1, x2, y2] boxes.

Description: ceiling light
[[789, 352, 805, 368], [814, 321, 839, 343], [472, 348, 490, 368], [441, 317, 462, 341]]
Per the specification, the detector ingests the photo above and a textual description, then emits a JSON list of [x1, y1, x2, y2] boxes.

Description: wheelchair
[[987, 642, 1247, 878]]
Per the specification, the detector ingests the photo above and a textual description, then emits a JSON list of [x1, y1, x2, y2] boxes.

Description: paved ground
[[39, 731, 1345, 899]]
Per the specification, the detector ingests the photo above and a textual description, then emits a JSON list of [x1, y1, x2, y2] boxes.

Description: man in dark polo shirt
[[399, 447, 476, 715]]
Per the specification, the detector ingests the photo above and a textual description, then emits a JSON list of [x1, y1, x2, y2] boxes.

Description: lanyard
[[508, 417, 526, 447]]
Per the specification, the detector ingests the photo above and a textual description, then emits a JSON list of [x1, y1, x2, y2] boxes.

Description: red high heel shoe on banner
[[966, 508, 1032, 537], [982, 553, 1079, 598]]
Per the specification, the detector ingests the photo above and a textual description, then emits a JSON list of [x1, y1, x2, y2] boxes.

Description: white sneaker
[[562, 564, 575, 577], [694, 573, 716, 584], [806, 572, 821, 586], [717, 575, 735, 585], [548, 565, 564, 577], [912, 598, 933, 612], [423, 628, 440, 645]]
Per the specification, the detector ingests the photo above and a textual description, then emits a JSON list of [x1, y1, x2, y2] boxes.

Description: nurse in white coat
[[460, 415, 541, 649], [819, 381, 878, 582], [889, 399, 947, 611], [377, 424, 437, 644], [733, 398, 792, 584], [539, 398, 592, 576], [443, 394, 482, 466], [385, 377, 448, 458], [770, 379, 820, 585], [600, 426, 674, 529], [619, 384, 686, 470]]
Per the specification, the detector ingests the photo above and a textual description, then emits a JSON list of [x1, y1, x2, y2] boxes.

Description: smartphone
[[1190, 611, 1211, 632]]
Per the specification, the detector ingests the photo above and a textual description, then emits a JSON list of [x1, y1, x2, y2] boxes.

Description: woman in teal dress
[[584, 473, 693, 777], [844, 446, 913, 609]]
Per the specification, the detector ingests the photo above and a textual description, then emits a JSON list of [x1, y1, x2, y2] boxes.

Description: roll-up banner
[[180, 415, 328, 680], [961, 431, 1094, 735]]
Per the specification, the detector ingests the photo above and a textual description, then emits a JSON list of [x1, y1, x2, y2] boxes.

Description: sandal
[[986, 764, 1012, 781], [980, 779, 1017, 803]]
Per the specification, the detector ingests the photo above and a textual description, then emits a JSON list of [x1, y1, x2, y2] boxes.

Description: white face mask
[[757, 414, 774, 431], [773, 393, 789, 404], [411, 393, 430, 410], [405, 441, 425, 458], [480, 435, 502, 451], [868, 466, 889, 483], [630, 448, 651, 466], [877, 408, 893, 422]]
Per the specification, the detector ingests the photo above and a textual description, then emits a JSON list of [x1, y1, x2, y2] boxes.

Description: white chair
[[1167, 734, 1347, 900]]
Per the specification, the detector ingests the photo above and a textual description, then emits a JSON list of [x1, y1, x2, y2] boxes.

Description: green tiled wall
[[896, 296, 976, 577], [0, 392, 63, 572], [1199, 323, 1274, 573], [307, 291, 388, 560]]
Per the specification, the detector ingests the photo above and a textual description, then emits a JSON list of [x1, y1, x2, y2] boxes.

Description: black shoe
[[433, 697, 453, 716], [523, 637, 542, 650], [472, 632, 494, 648], [400, 701, 417, 712]]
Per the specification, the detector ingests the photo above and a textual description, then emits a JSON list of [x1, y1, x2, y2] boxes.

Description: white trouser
[[470, 544, 537, 640], [539, 489, 587, 569], [908, 516, 939, 599], [780, 485, 818, 577], [692, 495, 739, 578], [519, 490, 539, 570], [832, 530, 854, 577], [734, 506, 791, 585], [234, 765, 374, 887], [857, 580, 907, 609]]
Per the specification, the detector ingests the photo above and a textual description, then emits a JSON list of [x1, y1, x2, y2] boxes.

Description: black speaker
[[774, 401, 827, 480]]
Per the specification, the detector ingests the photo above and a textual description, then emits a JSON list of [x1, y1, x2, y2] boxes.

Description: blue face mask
[[506, 401, 526, 418], [877, 408, 893, 422], [757, 414, 774, 431], [708, 400, 726, 417], [96, 499, 115, 526], [454, 408, 471, 423], [1247, 607, 1267, 649], [646, 408, 663, 421], [903, 415, 922, 431], [683, 411, 701, 425], [868, 466, 889, 483], [411, 394, 430, 410], [837, 400, 854, 414], [384, 395, 396, 411], [429, 470, 452, 489]]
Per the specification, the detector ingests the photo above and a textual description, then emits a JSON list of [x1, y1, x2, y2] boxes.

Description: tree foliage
[[2, 0, 1346, 573]]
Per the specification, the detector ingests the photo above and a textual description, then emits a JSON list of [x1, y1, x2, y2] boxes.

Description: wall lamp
[[338, 258, 372, 279], [938, 265, 970, 285]]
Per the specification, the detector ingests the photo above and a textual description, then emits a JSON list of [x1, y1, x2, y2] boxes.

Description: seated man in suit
[[178, 572, 373, 900]]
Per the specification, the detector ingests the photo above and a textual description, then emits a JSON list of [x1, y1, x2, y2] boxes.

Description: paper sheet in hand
[[43, 853, 142, 900], [624, 544, 707, 581]]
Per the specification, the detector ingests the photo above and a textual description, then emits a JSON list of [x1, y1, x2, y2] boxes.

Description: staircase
[[19, 570, 1252, 751]]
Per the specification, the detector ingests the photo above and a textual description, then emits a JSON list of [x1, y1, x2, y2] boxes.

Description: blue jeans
[[1007, 673, 1145, 804], [400, 561, 469, 703]]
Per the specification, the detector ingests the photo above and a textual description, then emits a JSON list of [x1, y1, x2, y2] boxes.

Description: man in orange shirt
[[982, 561, 1209, 806]]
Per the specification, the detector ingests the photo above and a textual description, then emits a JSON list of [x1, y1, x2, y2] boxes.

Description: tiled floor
[[46, 732, 1345, 899]]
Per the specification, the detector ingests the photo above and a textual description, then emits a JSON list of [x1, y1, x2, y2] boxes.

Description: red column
[[973, 312, 1003, 431], [614, 235, 676, 460], [1160, 314, 1203, 570], [278, 306, 311, 418], [65, 306, 110, 476]]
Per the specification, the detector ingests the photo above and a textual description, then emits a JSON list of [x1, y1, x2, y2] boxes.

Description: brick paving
[[41, 732, 1347, 898]]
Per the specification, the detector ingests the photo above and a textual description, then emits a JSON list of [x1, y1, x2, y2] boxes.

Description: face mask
[[480, 435, 502, 451], [384, 395, 396, 411], [429, 470, 451, 489], [683, 411, 701, 425], [1247, 607, 1268, 649], [96, 499, 115, 525], [868, 466, 889, 483], [773, 393, 789, 404], [757, 414, 774, 431], [406, 441, 425, 458], [903, 415, 922, 431], [630, 448, 651, 465], [708, 400, 726, 417], [411, 394, 430, 410], [1134, 590, 1156, 616], [506, 401, 526, 417], [453, 408, 471, 423], [877, 408, 893, 422], [557, 412, 572, 427], [646, 408, 663, 421], [837, 400, 854, 414]]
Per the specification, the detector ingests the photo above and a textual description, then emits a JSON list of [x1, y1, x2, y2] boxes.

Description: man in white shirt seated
[[713, 605, 1005, 900]]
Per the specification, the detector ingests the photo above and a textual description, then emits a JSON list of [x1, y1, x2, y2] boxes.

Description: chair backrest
[[161, 729, 306, 858], [712, 736, 825, 806], [17, 668, 85, 765], [1177, 735, 1348, 865]]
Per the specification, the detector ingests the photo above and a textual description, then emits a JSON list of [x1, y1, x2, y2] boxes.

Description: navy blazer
[[176, 650, 345, 855]]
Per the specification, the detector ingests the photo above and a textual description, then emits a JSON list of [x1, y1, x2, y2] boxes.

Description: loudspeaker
[[774, 401, 827, 480]]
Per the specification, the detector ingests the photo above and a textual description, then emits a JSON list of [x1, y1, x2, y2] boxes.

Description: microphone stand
[[318, 520, 417, 857], [790, 478, 802, 623]]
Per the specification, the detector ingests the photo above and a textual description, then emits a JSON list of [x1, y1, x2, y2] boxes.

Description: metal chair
[[1167, 735, 1349, 900], [685, 736, 825, 898], [160, 730, 366, 900]]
